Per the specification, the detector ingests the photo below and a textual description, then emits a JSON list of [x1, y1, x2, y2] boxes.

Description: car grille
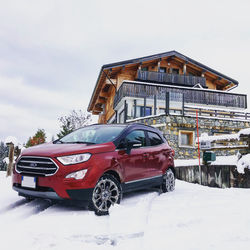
[[16, 156, 58, 176]]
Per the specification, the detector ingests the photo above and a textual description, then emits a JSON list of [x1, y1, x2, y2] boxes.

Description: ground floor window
[[179, 130, 194, 147]]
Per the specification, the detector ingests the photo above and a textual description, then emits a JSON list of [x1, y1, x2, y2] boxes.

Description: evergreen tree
[[0, 141, 8, 170], [57, 110, 92, 139], [26, 129, 46, 147]]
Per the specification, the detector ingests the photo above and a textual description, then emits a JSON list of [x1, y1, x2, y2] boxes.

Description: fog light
[[65, 169, 88, 180]]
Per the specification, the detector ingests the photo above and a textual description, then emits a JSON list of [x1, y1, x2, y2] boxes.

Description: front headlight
[[57, 153, 91, 165]]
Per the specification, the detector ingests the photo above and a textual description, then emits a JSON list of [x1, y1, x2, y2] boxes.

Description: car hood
[[21, 142, 116, 158]]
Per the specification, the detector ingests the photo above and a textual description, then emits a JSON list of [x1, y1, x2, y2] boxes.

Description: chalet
[[88, 51, 250, 158]]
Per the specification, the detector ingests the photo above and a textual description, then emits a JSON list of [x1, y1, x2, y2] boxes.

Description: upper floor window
[[141, 67, 148, 72], [159, 67, 166, 73], [172, 68, 179, 75], [147, 131, 163, 146]]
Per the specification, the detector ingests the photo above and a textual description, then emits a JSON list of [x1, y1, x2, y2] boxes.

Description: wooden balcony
[[114, 81, 247, 110], [137, 70, 207, 87]]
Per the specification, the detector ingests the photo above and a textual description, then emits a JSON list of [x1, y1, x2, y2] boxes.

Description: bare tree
[[57, 110, 92, 138]]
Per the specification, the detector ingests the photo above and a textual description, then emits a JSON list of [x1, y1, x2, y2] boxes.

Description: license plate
[[21, 176, 36, 189]]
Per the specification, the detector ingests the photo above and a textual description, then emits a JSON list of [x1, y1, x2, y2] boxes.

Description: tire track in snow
[[0, 198, 31, 214], [0, 198, 55, 221]]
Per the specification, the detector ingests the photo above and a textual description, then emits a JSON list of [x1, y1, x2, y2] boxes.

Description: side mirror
[[126, 140, 142, 155]]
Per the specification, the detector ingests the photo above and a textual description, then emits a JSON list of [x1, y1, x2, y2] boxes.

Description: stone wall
[[127, 114, 250, 159]]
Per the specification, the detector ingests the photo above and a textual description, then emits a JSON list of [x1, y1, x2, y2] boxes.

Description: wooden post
[[165, 92, 169, 115], [154, 95, 157, 115], [124, 100, 127, 123], [157, 60, 161, 72], [183, 64, 187, 75], [144, 96, 146, 117], [182, 93, 185, 116], [6, 142, 14, 177], [115, 110, 118, 123], [133, 99, 137, 119]]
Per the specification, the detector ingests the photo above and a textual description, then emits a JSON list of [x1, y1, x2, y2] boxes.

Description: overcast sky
[[0, 0, 250, 143]]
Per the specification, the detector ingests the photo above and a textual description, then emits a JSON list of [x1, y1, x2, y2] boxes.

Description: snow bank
[[199, 132, 239, 143], [199, 127, 250, 143], [237, 154, 250, 174], [239, 128, 250, 136], [175, 155, 237, 167]]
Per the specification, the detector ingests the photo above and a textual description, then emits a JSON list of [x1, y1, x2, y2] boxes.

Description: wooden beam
[[97, 98, 106, 104], [93, 106, 103, 112], [92, 111, 100, 115], [99, 92, 110, 98]]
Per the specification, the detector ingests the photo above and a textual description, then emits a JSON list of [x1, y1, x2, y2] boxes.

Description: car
[[12, 123, 175, 215]]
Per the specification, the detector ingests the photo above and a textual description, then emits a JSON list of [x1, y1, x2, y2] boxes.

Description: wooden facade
[[88, 51, 240, 123]]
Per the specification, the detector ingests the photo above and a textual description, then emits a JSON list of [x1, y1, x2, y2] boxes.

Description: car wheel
[[89, 174, 122, 216], [162, 168, 175, 193]]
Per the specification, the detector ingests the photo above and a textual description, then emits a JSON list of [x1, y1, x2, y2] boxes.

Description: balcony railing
[[137, 70, 207, 87], [114, 81, 247, 110]]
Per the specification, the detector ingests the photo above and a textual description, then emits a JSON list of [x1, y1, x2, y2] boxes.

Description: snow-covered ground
[[1, 172, 250, 250]]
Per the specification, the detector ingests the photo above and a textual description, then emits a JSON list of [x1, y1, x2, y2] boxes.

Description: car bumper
[[13, 185, 94, 203], [13, 186, 63, 200]]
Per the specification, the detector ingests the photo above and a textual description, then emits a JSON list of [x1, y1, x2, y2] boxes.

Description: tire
[[89, 174, 122, 216], [162, 168, 175, 193]]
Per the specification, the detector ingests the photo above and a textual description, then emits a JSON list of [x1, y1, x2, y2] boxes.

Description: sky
[[0, 0, 250, 144]]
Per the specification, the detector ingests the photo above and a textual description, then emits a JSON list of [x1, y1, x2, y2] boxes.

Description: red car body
[[12, 123, 175, 213]]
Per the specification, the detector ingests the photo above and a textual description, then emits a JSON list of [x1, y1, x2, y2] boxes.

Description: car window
[[147, 131, 163, 146], [58, 126, 125, 144], [125, 130, 146, 147]]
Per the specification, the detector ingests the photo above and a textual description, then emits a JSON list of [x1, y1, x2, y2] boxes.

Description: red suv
[[13, 123, 175, 215]]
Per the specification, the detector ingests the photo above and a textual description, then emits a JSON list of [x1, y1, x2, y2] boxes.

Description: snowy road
[[1, 172, 250, 250]]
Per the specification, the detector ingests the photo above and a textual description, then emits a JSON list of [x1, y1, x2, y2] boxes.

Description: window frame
[[179, 130, 195, 148]]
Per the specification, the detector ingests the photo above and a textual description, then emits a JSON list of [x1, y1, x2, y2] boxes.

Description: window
[[172, 68, 179, 75], [148, 131, 163, 146], [179, 130, 194, 147], [119, 110, 124, 123], [132, 106, 152, 118], [159, 67, 166, 73], [141, 67, 148, 72], [59, 125, 126, 144], [159, 108, 166, 114], [188, 72, 195, 76], [126, 130, 146, 147]]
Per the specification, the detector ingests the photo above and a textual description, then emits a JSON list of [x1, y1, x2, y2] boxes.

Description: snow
[[199, 132, 239, 143], [2, 171, 250, 249], [4, 136, 18, 145], [175, 155, 238, 167], [239, 128, 250, 136], [3, 157, 9, 164], [237, 154, 250, 174]]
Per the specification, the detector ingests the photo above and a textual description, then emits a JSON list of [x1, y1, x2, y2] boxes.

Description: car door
[[146, 131, 170, 177], [116, 129, 148, 183]]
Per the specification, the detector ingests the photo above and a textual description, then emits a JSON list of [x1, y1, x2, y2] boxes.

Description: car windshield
[[56, 125, 126, 144]]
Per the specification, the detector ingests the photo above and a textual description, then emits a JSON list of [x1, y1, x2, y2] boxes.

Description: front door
[[116, 130, 148, 186]]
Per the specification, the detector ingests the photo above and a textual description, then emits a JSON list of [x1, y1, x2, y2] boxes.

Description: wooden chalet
[[88, 51, 247, 124]]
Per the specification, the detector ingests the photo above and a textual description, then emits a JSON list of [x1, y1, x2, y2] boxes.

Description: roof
[[88, 50, 239, 111], [102, 50, 238, 84]]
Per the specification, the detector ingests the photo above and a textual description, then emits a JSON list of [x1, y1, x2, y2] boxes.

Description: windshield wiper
[[54, 139, 64, 144], [63, 141, 96, 144]]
